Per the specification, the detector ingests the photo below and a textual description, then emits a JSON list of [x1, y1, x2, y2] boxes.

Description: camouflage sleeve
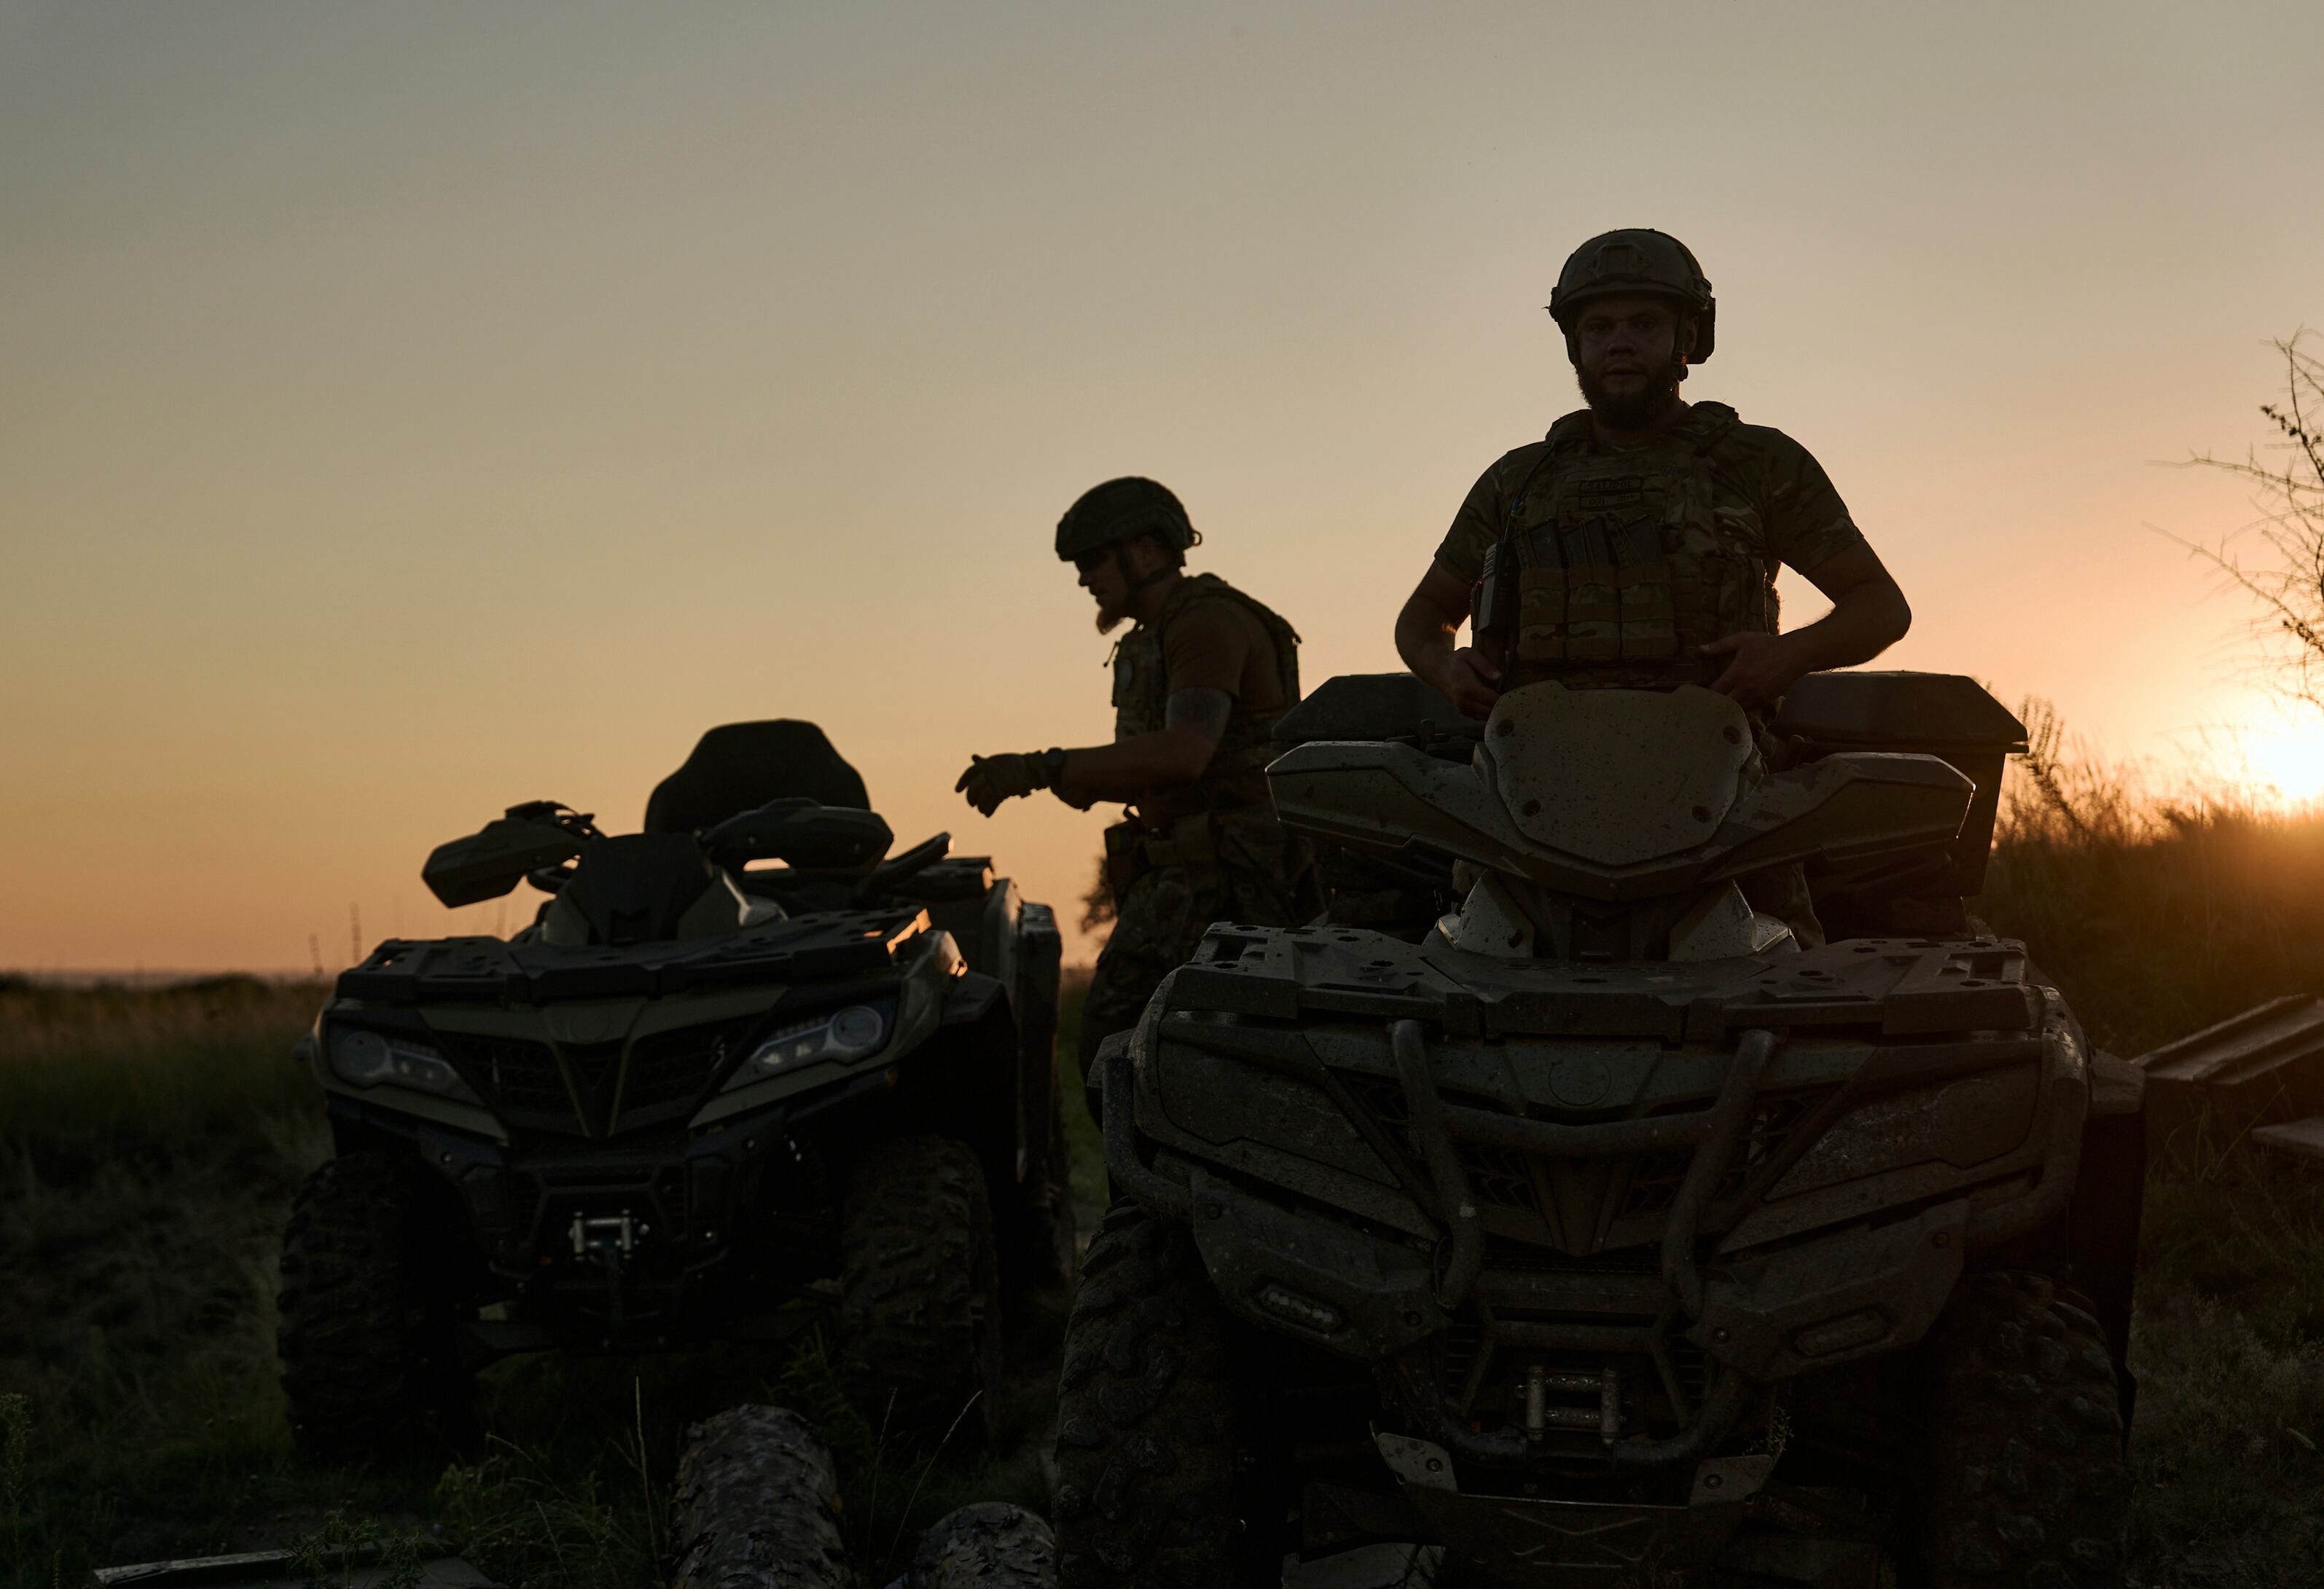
[[1160, 597, 1251, 698], [1757, 430, 1869, 574], [1431, 452, 1522, 584]]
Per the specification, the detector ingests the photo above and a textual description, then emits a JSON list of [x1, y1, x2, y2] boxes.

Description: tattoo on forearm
[[1165, 687, 1233, 742]]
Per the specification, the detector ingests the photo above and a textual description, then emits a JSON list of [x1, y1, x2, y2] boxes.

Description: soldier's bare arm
[[1396, 563, 1503, 720], [1049, 689, 1229, 806], [1700, 542, 1911, 707]]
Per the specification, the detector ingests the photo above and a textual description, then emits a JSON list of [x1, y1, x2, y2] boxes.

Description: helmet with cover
[[1054, 476, 1200, 563], [1548, 229, 1717, 364]]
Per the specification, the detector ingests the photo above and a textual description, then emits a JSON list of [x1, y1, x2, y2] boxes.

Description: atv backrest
[[644, 721, 872, 833]]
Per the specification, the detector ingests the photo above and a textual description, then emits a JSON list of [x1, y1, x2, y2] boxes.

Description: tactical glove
[[955, 750, 1055, 816]]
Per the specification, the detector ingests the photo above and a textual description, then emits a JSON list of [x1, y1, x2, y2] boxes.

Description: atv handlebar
[[700, 799, 894, 871], [852, 832, 951, 905]]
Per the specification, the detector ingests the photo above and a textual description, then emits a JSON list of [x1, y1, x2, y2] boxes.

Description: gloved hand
[[955, 751, 1051, 816]]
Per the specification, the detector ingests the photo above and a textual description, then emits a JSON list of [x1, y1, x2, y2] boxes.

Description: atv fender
[[1185, 1167, 1444, 1360], [943, 971, 1008, 1023], [1687, 1199, 1967, 1379]]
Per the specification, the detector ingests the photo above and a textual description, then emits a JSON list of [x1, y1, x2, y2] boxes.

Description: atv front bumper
[[330, 1071, 890, 1355], [1100, 933, 2089, 1473]]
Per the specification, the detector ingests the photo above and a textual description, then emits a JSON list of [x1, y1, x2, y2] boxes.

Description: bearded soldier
[[958, 478, 1316, 1084], [1393, 229, 1912, 942]]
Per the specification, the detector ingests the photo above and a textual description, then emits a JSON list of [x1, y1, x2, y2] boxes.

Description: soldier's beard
[[1095, 596, 1131, 634], [1577, 359, 1686, 431]]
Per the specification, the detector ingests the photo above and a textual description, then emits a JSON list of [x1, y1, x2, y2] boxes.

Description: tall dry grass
[[0, 976, 326, 1142], [1977, 707, 2324, 1057]]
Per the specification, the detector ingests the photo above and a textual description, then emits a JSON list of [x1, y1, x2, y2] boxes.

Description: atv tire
[[669, 1403, 853, 1589], [1912, 1269, 2129, 1588], [840, 1135, 1003, 1440], [907, 1501, 1059, 1588], [997, 1075, 1078, 1294], [1052, 1210, 1247, 1589], [275, 1151, 469, 1461]]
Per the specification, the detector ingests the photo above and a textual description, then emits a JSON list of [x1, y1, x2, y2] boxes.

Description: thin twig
[[2153, 337, 2324, 713]]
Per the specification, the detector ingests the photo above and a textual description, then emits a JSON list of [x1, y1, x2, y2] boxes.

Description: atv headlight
[[328, 1025, 480, 1101], [740, 1000, 893, 1079]]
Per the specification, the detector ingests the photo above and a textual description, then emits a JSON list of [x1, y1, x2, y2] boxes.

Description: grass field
[[1975, 777, 2324, 1585], [0, 973, 1104, 1589], [7, 785, 2324, 1586]]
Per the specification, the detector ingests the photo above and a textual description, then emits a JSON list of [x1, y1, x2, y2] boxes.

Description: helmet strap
[[1114, 539, 1175, 594]]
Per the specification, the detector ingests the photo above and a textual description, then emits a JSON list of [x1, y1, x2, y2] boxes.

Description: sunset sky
[[4, 1, 2321, 972]]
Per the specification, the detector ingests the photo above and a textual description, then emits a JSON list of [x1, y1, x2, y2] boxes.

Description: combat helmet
[[1055, 476, 1201, 564], [1548, 229, 1716, 363]]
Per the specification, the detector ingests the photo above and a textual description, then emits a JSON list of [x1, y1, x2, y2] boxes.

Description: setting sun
[[2243, 720, 2324, 805]]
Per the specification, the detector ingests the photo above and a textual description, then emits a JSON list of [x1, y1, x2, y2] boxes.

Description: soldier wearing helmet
[[957, 477, 1315, 1083], [1393, 229, 1912, 939]]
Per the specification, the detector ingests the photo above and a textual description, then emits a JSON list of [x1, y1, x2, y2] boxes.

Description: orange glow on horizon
[[1, 4, 2318, 973]]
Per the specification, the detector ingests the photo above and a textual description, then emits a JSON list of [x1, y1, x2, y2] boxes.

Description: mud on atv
[[1057, 674, 2145, 1588], [276, 721, 1071, 1458]]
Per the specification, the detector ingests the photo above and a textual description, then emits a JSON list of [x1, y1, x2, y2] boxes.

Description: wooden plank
[[2137, 996, 2324, 1155], [2137, 995, 2324, 1084], [2253, 1116, 2324, 1164]]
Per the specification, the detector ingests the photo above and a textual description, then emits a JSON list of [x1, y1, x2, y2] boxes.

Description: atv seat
[[644, 721, 872, 833]]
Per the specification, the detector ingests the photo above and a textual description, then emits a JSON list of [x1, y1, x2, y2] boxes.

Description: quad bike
[[1057, 673, 2145, 1588], [276, 721, 1070, 1457]]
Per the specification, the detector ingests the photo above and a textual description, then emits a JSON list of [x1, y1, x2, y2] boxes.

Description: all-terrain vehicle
[[1057, 673, 2146, 1588], [278, 721, 1070, 1456]]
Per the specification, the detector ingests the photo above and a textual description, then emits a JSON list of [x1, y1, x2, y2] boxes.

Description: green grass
[[0, 975, 1112, 1589], [2125, 1151, 2324, 1583]]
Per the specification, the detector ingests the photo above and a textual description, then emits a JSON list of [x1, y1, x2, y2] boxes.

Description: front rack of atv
[[1103, 1007, 2087, 1472]]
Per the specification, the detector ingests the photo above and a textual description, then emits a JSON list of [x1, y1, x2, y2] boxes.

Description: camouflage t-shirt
[[1436, 407, 1866, 588]]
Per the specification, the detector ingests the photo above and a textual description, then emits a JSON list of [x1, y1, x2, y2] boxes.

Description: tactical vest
[[1473, 402, 1778, 693], [1111, 573, 1302, 817]]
